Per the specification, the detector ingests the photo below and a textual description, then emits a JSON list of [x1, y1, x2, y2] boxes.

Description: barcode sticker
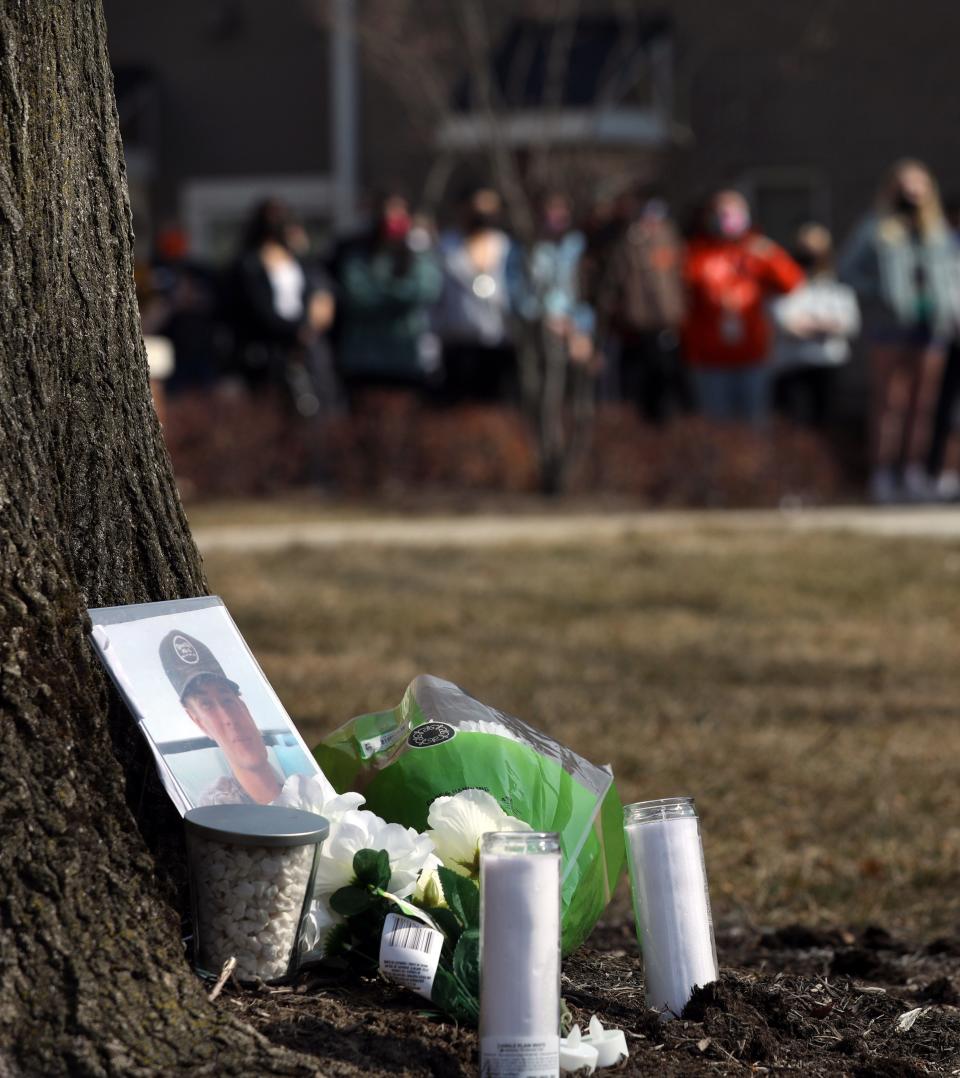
[[480, 1036, 560, 1078], [359, 726, 404, 760], [379, 913, 443, 999]]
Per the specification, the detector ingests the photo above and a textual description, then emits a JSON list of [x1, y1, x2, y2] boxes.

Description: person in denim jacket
[[840, 160, 960, 502], [513, 192, 595, 369]]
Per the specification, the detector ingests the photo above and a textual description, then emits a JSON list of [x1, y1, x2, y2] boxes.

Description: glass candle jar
[[480, 831, 561, 1078], [623, 797, 718, 1020], [184, 804, 329, 984]]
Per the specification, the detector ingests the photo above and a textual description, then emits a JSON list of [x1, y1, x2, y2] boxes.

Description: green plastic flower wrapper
[[314, 675, 624, 954]]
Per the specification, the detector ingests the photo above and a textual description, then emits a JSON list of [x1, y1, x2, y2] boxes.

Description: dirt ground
[[224, 922, 960, 1076], [200, 520, 960, 1074]]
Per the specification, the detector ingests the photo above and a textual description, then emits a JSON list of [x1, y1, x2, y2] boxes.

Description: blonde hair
[[877, 158, 946, 237]]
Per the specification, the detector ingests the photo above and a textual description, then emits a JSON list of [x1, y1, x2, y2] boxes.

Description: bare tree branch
[[306, 0, 455, 143], [453, 0, 535, 242], [530, 0, 579, 184], [596, 0, 649, 108]]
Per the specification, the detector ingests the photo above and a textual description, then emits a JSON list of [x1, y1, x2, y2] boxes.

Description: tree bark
[[0, 3, 314, 1073]]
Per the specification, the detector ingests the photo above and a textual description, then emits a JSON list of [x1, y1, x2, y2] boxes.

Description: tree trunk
[[0, 4, 313, 1073]]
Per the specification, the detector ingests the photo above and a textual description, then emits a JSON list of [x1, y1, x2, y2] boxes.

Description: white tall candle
[[624, 798, 718, 1020], [480, 832, 561, 1078]]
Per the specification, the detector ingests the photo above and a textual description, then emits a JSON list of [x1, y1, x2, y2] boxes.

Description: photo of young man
[[159, 629, 283, 806]]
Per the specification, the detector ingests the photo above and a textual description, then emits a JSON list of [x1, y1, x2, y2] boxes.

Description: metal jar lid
[[184, 804, 330, 847], [623, 797, 697, 826]]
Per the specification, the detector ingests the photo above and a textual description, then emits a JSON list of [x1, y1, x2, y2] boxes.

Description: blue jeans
[[691, 365, 770, 427]]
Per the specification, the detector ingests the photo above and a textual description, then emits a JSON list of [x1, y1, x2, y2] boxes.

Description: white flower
[[274, 773, 436, 955], [274, 771, 435, 909], [312, 794, 436, 900], [275, 776, 436, 897], [426, 788, 532, 878], [272, 772, 338, 815], [412, 853, 445, 908]]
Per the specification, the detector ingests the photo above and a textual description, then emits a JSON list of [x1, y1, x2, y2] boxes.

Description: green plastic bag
[[314, 675, 624, 954]]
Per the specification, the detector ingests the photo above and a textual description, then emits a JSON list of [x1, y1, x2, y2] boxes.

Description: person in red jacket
[[683, 190, 804, 425]]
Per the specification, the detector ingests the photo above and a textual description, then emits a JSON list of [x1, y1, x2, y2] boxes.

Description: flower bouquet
[[277, 777, 536, 1022], [313, 675, 625, 956]]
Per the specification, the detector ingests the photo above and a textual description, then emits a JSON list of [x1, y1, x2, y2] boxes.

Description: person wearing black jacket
[[230, 199, 336, 415]]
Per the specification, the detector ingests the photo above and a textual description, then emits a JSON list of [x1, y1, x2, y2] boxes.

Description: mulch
[[222, 921, 960, 1076]]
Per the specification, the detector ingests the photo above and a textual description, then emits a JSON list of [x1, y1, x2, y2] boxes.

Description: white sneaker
[[869, 468, 899, 504], [903, 464, 936, 503]]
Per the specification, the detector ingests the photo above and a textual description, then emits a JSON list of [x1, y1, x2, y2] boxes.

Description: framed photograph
[[89, 596, 323, 815]]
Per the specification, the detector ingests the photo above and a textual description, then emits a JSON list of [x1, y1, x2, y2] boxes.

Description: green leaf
[[375, 888, 438, 928], [427, 906, 463, 951], [321, 922, 352, 959], [430, 964, 480, 1025], [330, 884, 373, 917], [350, 902, 389, 948], [353, 848, 391, 890], [453, 927, 480, 998], [438, 867, 480, 930]]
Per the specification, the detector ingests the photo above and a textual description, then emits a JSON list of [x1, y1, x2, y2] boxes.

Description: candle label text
[[480, 1035, 561, 1078]]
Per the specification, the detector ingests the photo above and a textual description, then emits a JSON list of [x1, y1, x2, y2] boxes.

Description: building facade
[[105, 0, 960, 259]]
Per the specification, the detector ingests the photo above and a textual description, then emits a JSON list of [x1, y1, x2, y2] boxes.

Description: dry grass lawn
[[202, 524, 960, 941]]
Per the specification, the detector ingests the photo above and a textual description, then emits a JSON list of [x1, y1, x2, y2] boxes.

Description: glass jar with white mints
[[184, 804, 328, 984]]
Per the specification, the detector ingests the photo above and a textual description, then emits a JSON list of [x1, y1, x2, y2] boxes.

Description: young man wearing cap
[[159, 630, 282, 806]]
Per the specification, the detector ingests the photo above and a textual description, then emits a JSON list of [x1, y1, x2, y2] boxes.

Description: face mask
[[543, 209, 570, 236], [895, 191, 921, 214], [381, 212, 411, 243], [714, 204, 750, 239], [467, 210, 499, 233]]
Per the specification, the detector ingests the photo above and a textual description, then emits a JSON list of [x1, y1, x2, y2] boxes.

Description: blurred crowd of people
[[140, 157, 960, 502]]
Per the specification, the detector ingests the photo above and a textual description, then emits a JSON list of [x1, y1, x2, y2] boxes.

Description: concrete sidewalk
[[192, 505, 960, 553]]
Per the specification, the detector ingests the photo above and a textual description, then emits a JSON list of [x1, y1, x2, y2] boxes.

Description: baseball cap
[[158, 629, 241, 701]]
